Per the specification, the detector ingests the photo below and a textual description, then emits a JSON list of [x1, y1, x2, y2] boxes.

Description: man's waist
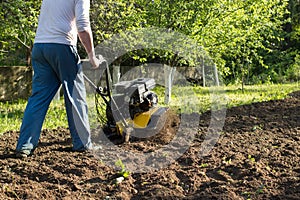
[[34, 30, 77, 46]]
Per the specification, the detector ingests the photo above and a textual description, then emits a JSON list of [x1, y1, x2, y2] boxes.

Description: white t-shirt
[[34, 0, 90, 46]]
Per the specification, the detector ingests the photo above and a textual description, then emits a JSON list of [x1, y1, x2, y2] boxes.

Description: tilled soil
[[0, 91, 300, 200]]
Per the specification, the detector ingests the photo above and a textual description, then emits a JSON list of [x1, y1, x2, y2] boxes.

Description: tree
[[189, 0, 289, 84], [0, 0, 296, 84], [0, 0, 41, 66]]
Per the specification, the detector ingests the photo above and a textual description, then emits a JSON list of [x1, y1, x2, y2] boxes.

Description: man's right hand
[[88, 51, 105, 69]]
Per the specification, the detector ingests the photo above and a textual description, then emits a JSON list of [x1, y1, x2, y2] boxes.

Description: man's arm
[[76, 0, 100, 68], [78, 29, 100, 68], [78, 29, 93, 54]]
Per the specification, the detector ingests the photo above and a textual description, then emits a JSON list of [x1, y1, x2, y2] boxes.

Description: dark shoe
[[15, 150, 31, 158], [72, 143, 95, 152], [73, 148, 88, 152]]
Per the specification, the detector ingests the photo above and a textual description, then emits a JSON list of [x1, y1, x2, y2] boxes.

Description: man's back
[[34, 0, 90, 46]]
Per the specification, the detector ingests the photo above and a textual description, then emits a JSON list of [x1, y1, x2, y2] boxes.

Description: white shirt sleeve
[[75, 0, 91, 32]]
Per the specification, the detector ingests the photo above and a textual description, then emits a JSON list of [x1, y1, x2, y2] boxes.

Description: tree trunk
[[26, 46, 32, 67]]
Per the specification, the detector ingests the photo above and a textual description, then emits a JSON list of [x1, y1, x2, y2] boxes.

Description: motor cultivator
[[84, 61, 168, 143]]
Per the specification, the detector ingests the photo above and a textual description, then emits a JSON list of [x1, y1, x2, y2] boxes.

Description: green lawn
[[0, 99, 67, 134], [0, 82, 299, 134]]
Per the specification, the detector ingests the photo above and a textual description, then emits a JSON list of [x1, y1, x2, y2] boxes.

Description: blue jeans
[[16, 43, 92, 153]]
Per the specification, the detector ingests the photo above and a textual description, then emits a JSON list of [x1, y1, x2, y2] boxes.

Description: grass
[[0, 99, 67, 134], [0, 82, 299, 135], [155, 82, 299, 113]]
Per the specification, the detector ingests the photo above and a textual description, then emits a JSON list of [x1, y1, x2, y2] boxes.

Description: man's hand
[[88, 51, 100, 69], [88, 51, 105, 69]]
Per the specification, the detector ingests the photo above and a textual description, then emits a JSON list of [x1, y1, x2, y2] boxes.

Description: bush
[[286, 54, 300, 82]]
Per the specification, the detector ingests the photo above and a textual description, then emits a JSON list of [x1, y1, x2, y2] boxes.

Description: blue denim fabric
[[16, 43, 92, 153]]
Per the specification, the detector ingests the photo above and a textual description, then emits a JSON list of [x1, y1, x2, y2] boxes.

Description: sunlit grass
[[0, 82, 299, 134], [224, 83, 299, 107], [0, 99, 26, 133], [154, 82, 299, 113], [0, 99, 68, 134]]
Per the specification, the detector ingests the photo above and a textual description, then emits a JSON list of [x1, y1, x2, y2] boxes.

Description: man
[[15, 0, 101, 157]]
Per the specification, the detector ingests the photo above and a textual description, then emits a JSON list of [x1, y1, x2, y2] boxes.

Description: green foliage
[[196, 0, 289, 83], [0, 0, 299, 82], [0, 0, 41, 66], [286, 54, 300, 81], [115, 159, 130, 178], [90, 0, 294, 83], [90, 0, 146, 44], [248, 154, 256, 163]]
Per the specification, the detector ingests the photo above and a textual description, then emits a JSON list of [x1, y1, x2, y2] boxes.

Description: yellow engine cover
[[133, 107, 160, 128], [115, 107, 160, 135]]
